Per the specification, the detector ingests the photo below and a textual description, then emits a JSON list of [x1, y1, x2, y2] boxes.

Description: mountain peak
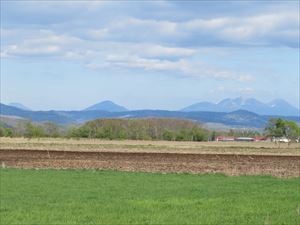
[[8, 102, 31, 111], [268, 99, 290, 106], [84, 100, 128, 112], [182, 97, 299, 116], [99, 100, 114, 104], [218, 97, 242, 110]]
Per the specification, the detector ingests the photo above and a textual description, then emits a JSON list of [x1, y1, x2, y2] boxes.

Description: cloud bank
[[1, 1, 299, 82]]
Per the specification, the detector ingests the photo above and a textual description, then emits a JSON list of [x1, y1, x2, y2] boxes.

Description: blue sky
[[1, 1, 299, 110]]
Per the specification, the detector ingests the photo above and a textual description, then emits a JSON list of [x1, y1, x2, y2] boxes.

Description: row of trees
[[0, 122, 61, 138], [0, 118, 209, 141], [1, 117, 299, 142], [68, 118, 209, 141], [226, 129, 260, 138]]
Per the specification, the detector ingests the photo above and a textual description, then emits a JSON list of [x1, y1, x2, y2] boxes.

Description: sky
[[1, 1, 299, 110]]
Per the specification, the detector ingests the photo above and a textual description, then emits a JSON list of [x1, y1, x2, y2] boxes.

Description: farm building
[[254, 137, 269, 142], [272, 137, 290, 143], [235, 137, 254, 142], [216, 136, 269, 142], [216, 136, 235, 141]]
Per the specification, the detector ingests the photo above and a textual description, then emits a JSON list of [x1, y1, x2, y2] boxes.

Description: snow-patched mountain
[[84, 100, 128, 112], [266, 99, 299, 116], [182, 97, 299, 116]]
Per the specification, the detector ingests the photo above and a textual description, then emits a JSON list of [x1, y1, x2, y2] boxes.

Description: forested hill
[[0, 103, 299, 128]]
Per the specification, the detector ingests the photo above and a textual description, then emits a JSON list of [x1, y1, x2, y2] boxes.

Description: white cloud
[[104, 54, 254, 82], [238, 75, 255, 82], [219, 13, 299, 42], [1, 7, 298, 61], [3, 44, 61, 57], [1, 30, 90, 59], [87, 28, 109, 39], [2, 1, 299, 47], [0, 26, 255, 82], [239, 87, 255, 94], [105, 54, 179, 71], [1, 3, 296, 84], [0, 28, 197, 60], [184, 18, 233, 30], [131, 44, 196, 58], [118, 18, 178, 35], [77, 11, 299, 47]]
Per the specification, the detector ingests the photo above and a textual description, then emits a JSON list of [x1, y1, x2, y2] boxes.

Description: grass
[[1, 137, 300, 155], [0, 169, 299, 225]]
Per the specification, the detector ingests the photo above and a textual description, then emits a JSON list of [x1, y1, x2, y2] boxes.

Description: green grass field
[[1, 169, 299, 225]]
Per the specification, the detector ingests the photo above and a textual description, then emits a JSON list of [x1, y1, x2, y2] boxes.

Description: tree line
[[0, 121, 61, 138], [0, 118, 209, 141], [1, 117, 299, 142], [68, 118, 209, 141]]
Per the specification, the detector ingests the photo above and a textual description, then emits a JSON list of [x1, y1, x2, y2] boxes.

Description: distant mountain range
[[84, 100, 128, 112], [8, 102, 31, 111], [181, 97, 299, 116], [1, 102, 299, 129], [7, 98, 299, 116]]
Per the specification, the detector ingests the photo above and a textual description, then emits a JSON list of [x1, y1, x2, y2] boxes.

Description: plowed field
[[1, 149, 299, 177]]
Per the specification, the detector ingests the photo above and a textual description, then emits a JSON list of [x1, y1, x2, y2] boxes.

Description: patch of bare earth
[[0, 149, 299, 178]]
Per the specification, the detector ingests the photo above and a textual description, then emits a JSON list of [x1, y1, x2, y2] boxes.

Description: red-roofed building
[[254, 137, 269, 142]]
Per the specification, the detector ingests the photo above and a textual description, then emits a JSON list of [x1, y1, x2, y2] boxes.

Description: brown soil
[[0, 149, 299, 177]]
